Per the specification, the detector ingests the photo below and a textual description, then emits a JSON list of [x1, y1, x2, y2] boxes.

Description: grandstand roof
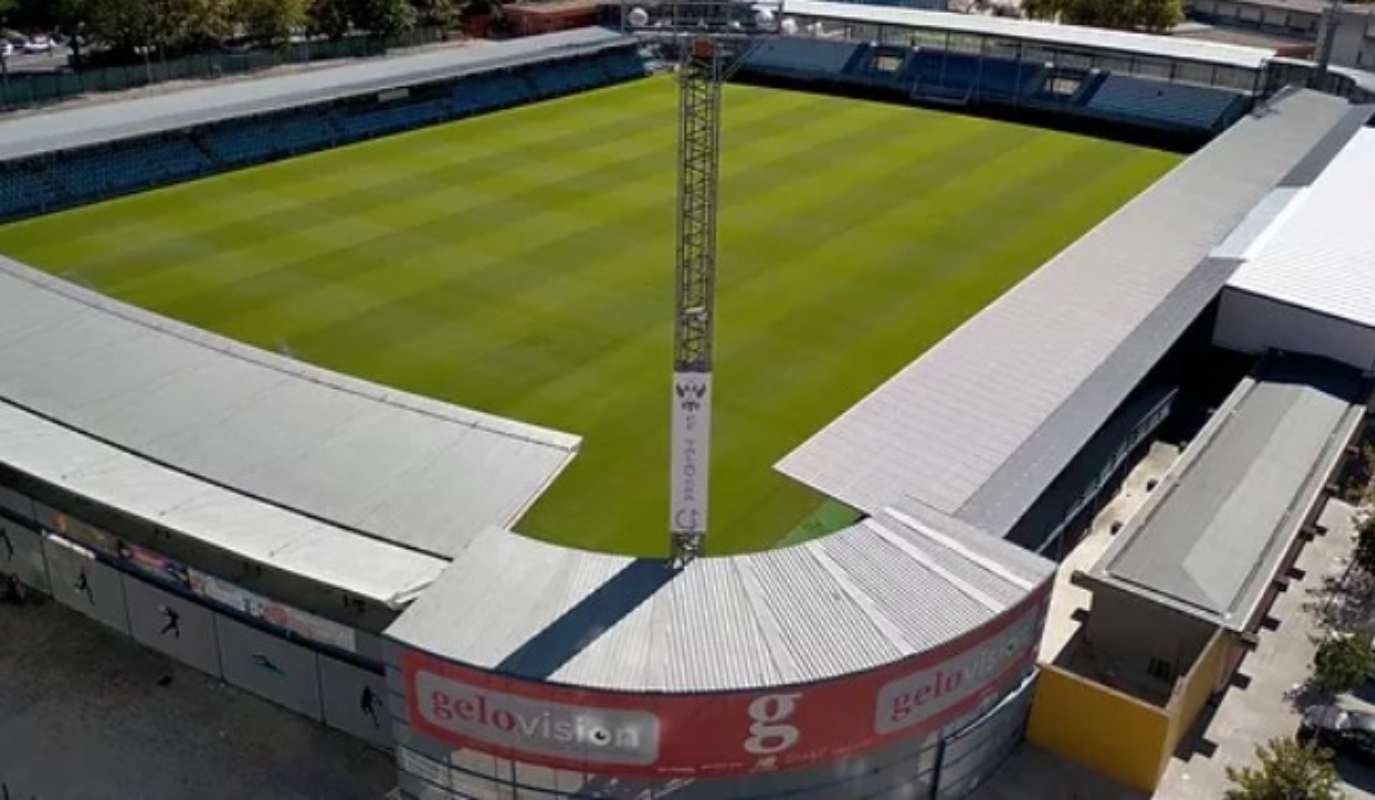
[[0, 257, 579, 561], [777, 89, 1361, 540], [0, 27, 633, 163], [784, 0, 1273, 70], [0, 399, 447, 607], [385, 508, 1054, 692], [1226, 127, 1375, 329], [1083, 356, 1367, 629]]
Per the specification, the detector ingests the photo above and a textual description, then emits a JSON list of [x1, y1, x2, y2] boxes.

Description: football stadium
[[1, 5, 1374, 799]]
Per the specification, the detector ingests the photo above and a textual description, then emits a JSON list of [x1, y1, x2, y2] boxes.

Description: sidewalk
[[1155, 499, 1372, 799], [0, 599, 392, 799]]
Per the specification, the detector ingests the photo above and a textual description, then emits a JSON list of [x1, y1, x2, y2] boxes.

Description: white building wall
[[1214, 288, 1375, 373]]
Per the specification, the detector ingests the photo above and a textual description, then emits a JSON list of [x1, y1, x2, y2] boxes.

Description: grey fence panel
[[934, 671, 1037, 799], [0, 520, 49, 594], [355, 628, 384, 662], [42, 535, 130, 634], [0, 485, 36, 521], [320, 653, 390, 747], [214, 613, 323, 720], [124, 573, 222, 677]]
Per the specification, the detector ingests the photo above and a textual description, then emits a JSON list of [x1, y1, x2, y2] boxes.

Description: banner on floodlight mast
[[670, 371, 711, 536]]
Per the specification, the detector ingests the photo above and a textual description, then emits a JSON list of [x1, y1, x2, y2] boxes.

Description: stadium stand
[[335, 99, 451, 141], [0, 39, 647, 223], [45, 138, 213, 200], [201, 113, 341, 166], [1083, 75, 1247, 132], [743, 35, 1251, 131], [741, 37, 864, 81], [0, 165, 61, 216]]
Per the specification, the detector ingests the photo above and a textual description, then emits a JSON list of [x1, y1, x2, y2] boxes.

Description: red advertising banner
[[402, 580, 1050, 778]]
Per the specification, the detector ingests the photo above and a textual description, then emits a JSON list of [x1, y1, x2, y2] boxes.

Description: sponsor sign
[[115, 540, 192, 590], [669, 371, 711, 536], [418, 670, 659, 765], [189, 569, 357, 653], [401, 581, 1048, 777], [44, 511, 117, 557]]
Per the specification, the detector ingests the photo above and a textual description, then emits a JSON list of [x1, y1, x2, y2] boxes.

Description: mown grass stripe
[[0, 79, 1179, 556]]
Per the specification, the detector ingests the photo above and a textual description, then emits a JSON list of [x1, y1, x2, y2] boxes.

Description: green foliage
[[1023, 0, 1183, 32], [1354, 512, 1375, 575], [411, 0, 457, 28], [308, 0, 352, 37], [0, 79, 1180, 555], [4, 0, 447, 52], [1314, 632, 1375, 695], [353, 0, 416, 35], [236, 0, 308, 44], [1225, 738, 1342, 800]]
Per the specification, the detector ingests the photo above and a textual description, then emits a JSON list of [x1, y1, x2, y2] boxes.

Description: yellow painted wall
[[1027, 664, 1172, 792], [1165, 630, 1231, 757]]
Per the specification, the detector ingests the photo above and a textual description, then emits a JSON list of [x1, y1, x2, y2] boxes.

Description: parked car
[[1298, 704, 1375, 761], [23, 35, 52, 54]]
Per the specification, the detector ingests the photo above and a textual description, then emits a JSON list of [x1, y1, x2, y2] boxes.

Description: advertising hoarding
[[401, 581, 1049, 777]]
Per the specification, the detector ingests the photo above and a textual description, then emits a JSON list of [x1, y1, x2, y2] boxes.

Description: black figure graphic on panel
[[360, 685, 381, 728], [252, 652, 285, 676], [74, 568, 93, 605], [159, 604, 181, 638]]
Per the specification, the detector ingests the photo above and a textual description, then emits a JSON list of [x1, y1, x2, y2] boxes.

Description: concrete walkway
[[1039, 442, 1181, 663]]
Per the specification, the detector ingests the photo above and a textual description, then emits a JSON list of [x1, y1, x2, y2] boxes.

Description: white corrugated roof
[[0, 257, 578, 559], [1086, 357, 1366, 629], [777, 90, 1356, 536], [783, 0, 1273, 70], [1226, 128, 1375, 327], [0, 27, 633, 163], [0, 398, 446, 606], [385, 515, 1054, 692]]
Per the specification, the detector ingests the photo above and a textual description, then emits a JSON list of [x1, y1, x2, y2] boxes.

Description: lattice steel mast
[[623, 0, 783, 564]]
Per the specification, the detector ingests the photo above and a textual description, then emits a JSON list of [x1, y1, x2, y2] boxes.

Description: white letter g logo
[[744, 693, 802, 755]]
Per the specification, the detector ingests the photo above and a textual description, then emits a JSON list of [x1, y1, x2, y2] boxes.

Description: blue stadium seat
[[337, 100, 450, 140], [743, 38, 863, 80], [599, 50, 648, 81], [1084, 75, 1246, 131], [46, 139, 212, 201], [0, 166, 61, 218], [1, 48, 652, 221], [526, 59, 606, 97], [204, 114, 339, 165], [452, 73, 536, 114]]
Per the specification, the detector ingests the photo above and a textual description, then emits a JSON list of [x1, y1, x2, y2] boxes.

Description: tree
[[1314, 631, 1375, 695], [411, 0, 458, 29], [1225, 738, 1342, 800], [1354, 511, 1375, 575], [1023, 0, 1183, 33], [53, 0, 94, 65], [85, 0, 154, 53], [236, 0, 308, 45], [350, 0, 416, 37], [308, 0, 352, 38]]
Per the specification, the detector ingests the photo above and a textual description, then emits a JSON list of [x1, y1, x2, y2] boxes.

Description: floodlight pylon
[[622, 1, 782, 564]]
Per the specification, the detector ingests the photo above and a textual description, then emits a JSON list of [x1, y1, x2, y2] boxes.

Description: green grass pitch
[[0, 77, 1181, 557]]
